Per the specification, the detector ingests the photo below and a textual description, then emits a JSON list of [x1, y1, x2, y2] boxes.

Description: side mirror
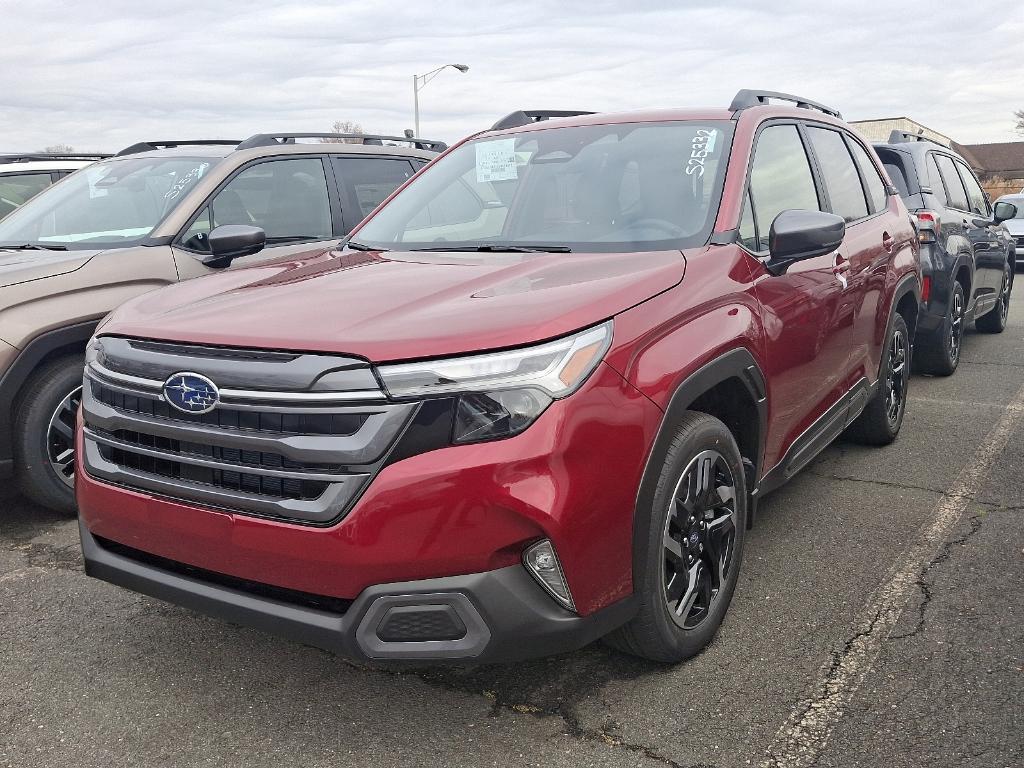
[[766, 209, 845, 275], [993, 200, 1017, 224], [200, 225, 266, 268]]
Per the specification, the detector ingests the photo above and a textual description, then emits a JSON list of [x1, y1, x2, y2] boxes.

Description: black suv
[[873, 132, 1018, 375]]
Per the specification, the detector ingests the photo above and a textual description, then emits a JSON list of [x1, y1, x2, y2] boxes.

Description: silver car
[[996, 193, 1024, 269]]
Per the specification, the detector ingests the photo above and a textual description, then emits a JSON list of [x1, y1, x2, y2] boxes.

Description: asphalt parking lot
[[2, 293, 1022, 768]]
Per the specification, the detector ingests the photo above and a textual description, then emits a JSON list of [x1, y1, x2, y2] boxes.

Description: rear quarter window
[[846, 140, 888, 213]]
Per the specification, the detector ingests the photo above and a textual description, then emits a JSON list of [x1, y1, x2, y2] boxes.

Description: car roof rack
[[729, 89, 842, 119], [234, 133, 447, 152], [490, 110, 596, 131], [115, 140, 243, 157], [885, 130, 944, 147], [0, 152, 111, 163]]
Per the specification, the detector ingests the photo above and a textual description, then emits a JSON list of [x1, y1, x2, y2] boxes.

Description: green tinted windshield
[[353, 121, 733, 253], [0, 156, 217, 249]]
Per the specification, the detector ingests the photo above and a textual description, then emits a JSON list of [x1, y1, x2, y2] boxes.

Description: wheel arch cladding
[[632, 346, 767, 598], [0, 320, 97, 463], [895, 287, 919, 339]]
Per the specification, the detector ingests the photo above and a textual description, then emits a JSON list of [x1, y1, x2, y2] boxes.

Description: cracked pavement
[[2, 291, 1023, 767]]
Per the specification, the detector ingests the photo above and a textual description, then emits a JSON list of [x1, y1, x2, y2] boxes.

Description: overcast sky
[[3, 0, 1022, 152]]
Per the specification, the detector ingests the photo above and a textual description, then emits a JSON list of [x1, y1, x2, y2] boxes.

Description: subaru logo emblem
[[163, 372, 220, 414]]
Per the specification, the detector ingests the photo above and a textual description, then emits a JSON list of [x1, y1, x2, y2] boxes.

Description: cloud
[[2, 0, 1021, 152]]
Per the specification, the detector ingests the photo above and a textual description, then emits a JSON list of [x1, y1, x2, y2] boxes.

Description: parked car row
[[3, 92, 1018, 665], [0, 132, 444, 510], [873, 132, 1017, 374]]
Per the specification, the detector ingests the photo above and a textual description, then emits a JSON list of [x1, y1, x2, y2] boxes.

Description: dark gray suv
[[874, 132, 1017, 375]]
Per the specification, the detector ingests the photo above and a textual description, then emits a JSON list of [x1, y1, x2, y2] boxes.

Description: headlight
[[377, 322, 613, 443]]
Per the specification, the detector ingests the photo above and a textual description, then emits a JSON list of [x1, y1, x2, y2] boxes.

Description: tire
[[13, 355, 84, 513], [844, 313, 909, 446], [605, 411, 746, 663], [914, 281, 964, 376], [976, 262, 1012, 334]]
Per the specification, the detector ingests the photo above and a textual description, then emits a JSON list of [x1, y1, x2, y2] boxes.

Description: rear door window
[[806, 126, 868, 222], [331, 157, 416, 229], [743, 124, 821, 252], [954, 159, 989, 216], [934, 154, 970, 211], [846, 139, 888, 213]]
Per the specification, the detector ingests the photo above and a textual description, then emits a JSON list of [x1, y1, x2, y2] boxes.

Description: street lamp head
[[452, 64, 469, 73]]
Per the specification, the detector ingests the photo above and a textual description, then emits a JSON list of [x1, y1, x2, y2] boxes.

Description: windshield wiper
[[0, 242, 69, 251], [264, 235, 321, 244], [411, 244, 572, 253], [344, 240, 387, 252]]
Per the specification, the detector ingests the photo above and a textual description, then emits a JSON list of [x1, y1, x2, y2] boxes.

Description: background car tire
[[976, 262, 1012, 334], [915, 281, 964, 376], [13, 355, 84, 514], [605, 411, 746, 663], [844, 313, 910, 446]]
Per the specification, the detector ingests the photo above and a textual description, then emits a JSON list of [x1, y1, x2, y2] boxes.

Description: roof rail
[[0, 153, 111, 163], [729, 89, 842, 119], [885, 129, 944, 147], [115, 140, 242, 157], [234, 133, 447, 152], [490, 110, 596, 131]]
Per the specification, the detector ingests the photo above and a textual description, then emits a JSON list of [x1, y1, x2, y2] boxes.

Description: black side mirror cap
[[993, 200, 1017, 224], [200, 225, 266, 268], [766, 209, 845, 275]]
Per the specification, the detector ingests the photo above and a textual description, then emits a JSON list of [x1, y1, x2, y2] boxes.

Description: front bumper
[[77, 360, 663, 640], [80, 520, 636, 662]]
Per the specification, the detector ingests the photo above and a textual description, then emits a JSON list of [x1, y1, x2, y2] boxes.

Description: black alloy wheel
[[977, 262, 1012, 333], [47, 385, 82, 490], [663, 450, 738, 629], [885, 325, 908, 427]]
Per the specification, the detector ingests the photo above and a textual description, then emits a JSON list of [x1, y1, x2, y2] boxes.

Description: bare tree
[[40, 143, 75, 153], [1015, 109, 1024, 136], [321, 120, 364, 144]]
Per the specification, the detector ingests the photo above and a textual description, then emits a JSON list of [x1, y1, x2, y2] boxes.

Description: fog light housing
[[523, 539, 575, 611]]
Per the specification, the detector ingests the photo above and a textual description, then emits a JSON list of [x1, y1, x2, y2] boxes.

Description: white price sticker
[[475, 138, 518, 183]]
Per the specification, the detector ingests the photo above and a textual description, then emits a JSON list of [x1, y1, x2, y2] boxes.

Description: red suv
[[77, 91, 920, 663]]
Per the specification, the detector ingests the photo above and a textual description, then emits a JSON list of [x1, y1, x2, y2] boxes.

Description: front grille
[[93, 382, 367, 436], [1016, 235, 1024, 247], [82, 338, 418, 525], [98, 443, 330, 501]]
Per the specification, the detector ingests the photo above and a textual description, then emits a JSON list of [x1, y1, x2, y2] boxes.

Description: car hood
[[0, 247, 102, 288], [1003, 219, 1024, 236], [102, 246, 687, 362]]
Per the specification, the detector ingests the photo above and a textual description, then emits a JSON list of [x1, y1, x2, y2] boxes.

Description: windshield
[[353, 120, 733, 253], [0, 156, 218, 249]]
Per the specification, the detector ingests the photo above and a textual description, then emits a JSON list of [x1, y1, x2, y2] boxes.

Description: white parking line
[[760, 381, 1024, 768]]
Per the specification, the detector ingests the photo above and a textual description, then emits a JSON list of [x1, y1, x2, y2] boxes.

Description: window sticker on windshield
[[164, 163, 209, 201], [686, 130, 718, 177], [476, 139, 518, 183]]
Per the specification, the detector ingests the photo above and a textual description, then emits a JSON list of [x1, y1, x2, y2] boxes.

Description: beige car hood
[[0, 248, 102, 288]]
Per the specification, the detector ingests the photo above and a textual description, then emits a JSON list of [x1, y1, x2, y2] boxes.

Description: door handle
[[882, 232, 896, 253], [833, 254, 850, 289]]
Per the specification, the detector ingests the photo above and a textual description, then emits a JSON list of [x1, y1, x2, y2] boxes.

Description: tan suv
[[0, 132, 443, 511]]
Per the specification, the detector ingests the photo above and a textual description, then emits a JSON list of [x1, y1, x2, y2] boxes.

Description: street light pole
[[412, 63, 469, 137]]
